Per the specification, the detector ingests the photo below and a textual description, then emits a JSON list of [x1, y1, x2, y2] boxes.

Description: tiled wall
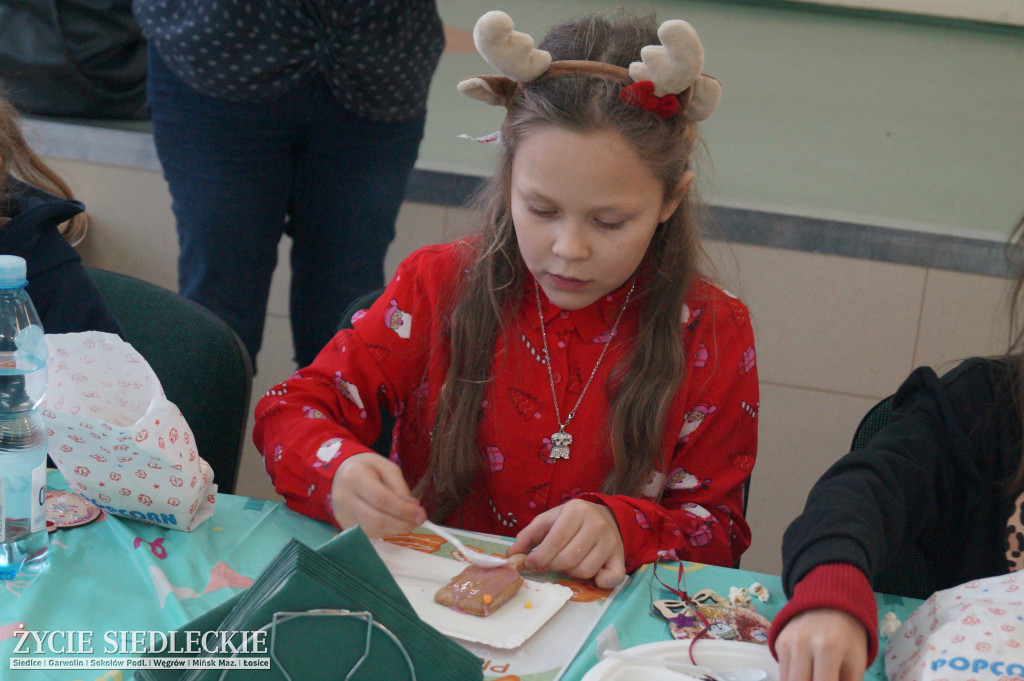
[[703, 241, 1012, 574], [47, 157, 1014, 576]]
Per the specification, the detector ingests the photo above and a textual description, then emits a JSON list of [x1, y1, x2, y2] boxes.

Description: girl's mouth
[[547, 273, 589, 291]]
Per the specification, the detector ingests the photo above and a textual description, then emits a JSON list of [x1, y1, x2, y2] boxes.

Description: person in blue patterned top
[[133, 0, 444, 368]]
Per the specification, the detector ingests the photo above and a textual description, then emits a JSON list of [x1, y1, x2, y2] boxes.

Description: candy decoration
[[45, 490, 101, 531]]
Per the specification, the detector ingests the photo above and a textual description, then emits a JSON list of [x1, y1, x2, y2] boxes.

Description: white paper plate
[[374, 541, 574, 649], [582, 639, 780, 681]]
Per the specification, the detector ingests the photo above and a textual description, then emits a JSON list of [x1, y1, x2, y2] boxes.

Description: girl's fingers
[[368, 463, 426, 524], [837, 637, 868, 681], [510, 501, 625, 586], [564, 532, 625, 586], [546, 536, 588, 572], [779, 647, 811, 681], [514, 500, 624, 580], [331, 453, 425, 533], [508, 510, 558, 560], [593, 557, 626, 588], [812, 653, 840, 681], [522, 512, 580, 571], [777, 645, 793, 681], [353, 479, 424, 527], [347, 498, 417, 537], [373, 458, 416, 498]]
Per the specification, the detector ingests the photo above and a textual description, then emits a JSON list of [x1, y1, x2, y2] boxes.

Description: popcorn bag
[[885, 572, 1024, 681], [41, 332, 216, 531]]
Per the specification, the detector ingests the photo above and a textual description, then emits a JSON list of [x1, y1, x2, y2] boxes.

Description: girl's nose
[[551, 221, 590, 260]]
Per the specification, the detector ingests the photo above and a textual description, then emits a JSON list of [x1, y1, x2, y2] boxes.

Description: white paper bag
[[41, 332, 215, 531], [885, 572, 1024, 681]]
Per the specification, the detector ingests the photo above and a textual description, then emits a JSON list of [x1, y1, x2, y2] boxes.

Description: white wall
[[788, 0, 1024, 25]]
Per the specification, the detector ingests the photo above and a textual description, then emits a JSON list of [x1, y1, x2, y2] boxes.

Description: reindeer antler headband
[[457, 11, 722, 121]]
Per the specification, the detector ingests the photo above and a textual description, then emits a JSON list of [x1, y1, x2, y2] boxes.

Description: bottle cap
[[0, 255, 28, 289]]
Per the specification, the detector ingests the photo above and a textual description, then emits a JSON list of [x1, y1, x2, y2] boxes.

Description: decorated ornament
[[648, 558, 770, 653], [45, 489, 101, 532], [653, 588, 770, 644]]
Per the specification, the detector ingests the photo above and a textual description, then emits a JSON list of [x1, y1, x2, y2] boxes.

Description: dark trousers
[[147, 47, 425, 367]]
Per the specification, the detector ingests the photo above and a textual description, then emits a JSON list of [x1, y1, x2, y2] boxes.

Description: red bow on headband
[[620, 81, 680, 119]]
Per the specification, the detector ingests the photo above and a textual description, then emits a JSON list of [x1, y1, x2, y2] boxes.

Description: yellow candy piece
[[482, 594, 493, 604], [525, 600, 533, 608]]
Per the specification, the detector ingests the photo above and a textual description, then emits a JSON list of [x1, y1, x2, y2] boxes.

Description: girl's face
[[511, 126, 688, 310]]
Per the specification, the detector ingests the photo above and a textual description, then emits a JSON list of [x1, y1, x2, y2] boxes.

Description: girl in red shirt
[[253, 9, 759, 588]]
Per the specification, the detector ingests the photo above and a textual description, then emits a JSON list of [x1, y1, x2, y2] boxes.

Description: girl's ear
[[658, 169, 696, 224]]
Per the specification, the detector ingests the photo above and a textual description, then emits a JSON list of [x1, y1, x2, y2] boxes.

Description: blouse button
[[559, 310, 571, 319], [552, 372, 562, 383]]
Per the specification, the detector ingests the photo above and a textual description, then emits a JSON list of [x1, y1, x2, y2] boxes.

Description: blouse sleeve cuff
[[577, 492, 655, 572]]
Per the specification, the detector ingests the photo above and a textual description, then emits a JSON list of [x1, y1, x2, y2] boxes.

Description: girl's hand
[[330, 452, 426, 538], [775, 609, 868, 681], [507, 499, 626, 588]]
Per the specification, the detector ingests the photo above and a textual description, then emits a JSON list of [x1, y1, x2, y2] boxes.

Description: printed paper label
[[30, 465, 46, 533]]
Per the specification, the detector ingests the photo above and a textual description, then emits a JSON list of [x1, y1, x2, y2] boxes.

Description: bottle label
[[30, 465, 46, 533]]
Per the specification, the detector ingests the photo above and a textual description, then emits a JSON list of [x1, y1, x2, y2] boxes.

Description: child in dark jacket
[[769, 213, 1024, 681], [0, 96, 122, 336]]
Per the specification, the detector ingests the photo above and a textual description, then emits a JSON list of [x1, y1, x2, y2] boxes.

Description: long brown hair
[[0, 96, 88, 245], [1005, 213, 1024, 491], [416, 9, 706, 519]]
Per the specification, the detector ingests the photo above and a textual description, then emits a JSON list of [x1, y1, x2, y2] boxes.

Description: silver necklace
[[534, 279, 636, 460]]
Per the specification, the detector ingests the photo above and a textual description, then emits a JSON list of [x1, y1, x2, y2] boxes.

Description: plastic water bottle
[[0, 255, 49, 578]]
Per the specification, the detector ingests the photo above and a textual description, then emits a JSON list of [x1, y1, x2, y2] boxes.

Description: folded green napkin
[[136, 527, 483, 681]]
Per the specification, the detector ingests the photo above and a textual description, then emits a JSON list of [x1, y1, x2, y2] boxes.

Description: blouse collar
[[525, 274, 640, 342]]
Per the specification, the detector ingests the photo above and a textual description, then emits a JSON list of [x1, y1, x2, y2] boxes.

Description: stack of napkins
[[136, 527, 483, 681]]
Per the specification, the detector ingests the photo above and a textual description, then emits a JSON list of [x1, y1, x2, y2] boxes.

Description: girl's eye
[[529, 206, 557, 218], [594, 218, 624, 229]]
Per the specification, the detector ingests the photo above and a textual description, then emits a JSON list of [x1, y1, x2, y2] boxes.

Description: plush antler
[[686, 75, 722, 122], [627, 19, 721, 120], [473, 11, 551, 83], [628, 20, 704, 98], [456, 75, 519, 107]]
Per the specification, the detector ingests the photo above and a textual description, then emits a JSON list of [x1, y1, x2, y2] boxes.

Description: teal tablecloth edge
[[2, 472, 337, 681]]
